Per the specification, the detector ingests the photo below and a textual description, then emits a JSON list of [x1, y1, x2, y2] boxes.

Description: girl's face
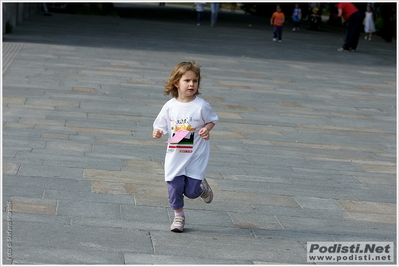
[[174, 70, 199, 102], [367, 6, 371, 12]]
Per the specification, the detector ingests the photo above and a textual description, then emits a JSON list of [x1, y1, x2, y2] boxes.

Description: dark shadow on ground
[[2, 3, 396, 67], [113, 3, 265, 27]]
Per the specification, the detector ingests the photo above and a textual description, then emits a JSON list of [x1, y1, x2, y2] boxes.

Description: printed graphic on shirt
[[168, 119, 198, 153]]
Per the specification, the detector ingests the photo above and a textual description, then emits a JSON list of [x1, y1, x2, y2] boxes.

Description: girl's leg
[[167, 175, 186, 232], [183, 177, 203, 199], [369, 32, 372, 40], [278, 26, 283, 41], [167, 175, 186, 211], [273, 25, 278, 39], [184, 176, 213, 203]]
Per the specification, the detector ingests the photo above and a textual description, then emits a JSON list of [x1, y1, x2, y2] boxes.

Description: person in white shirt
[[153, 61, 218, 233], [193, 2, 206, 26]]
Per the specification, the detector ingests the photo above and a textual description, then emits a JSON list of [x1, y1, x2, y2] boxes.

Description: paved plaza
[[2, 3, 397, 265]]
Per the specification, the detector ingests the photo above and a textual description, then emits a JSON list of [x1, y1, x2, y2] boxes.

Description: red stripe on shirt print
[[168, 145, 193, 149]]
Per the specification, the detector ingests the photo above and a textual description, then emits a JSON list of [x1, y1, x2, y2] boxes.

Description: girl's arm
[[153, 104, 169, 139], [198, 122, 215, 140], [204, 122, 215, 132]]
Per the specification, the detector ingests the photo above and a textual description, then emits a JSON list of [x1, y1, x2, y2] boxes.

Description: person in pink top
[[336, 2, 362, 52]]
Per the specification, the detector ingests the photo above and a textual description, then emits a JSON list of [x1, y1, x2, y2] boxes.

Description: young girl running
[[153, 61, 218, 233]]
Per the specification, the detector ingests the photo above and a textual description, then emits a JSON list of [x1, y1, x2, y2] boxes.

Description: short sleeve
[[202, 101, 219, 124], [153, 104, 169, 135]]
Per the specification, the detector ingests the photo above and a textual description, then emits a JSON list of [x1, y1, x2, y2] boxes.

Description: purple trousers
[[273, 25, 283, 40], [167, 175, 202, 210]]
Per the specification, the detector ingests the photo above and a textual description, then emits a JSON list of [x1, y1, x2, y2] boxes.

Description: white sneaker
[[170, 216, 185, 233], [200, 178, 213, 203], [278, 40, 282, 42], [273, 38, 277, 41]]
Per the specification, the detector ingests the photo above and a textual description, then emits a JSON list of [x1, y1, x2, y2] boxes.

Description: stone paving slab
[[151, 230, 306, 263], [7, 197, 57, 215], [124, 253, 251, 265], [9, 245, 125, 265], [44, 189, 135, 205], [10, 221, 154, 253], [2, 2, 397, 265]]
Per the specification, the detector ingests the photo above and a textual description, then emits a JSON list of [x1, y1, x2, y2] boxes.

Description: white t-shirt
[[153, 96, 218, 182], [194, 2, 206, 12]]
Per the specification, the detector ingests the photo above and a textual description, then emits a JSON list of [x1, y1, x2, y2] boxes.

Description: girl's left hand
[[198, 127, 210, 140]]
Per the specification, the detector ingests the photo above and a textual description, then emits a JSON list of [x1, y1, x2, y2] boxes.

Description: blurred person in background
[[336, 2, 362, 52]]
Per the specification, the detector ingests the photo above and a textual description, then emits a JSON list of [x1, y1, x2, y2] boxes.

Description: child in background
[[292, 4, 302, 31], [193, 2, 206, 26], [309, 7, 321, 30], [363, 5, 376, 41], [271, 5, 285, 42], [153, 61, 218, 233]]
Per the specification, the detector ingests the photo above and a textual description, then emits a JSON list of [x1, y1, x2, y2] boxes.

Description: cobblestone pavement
[[2, 3, 397, 265]]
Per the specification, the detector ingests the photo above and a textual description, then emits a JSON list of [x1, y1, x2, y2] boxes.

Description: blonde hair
[[164, 61, 201, 98]]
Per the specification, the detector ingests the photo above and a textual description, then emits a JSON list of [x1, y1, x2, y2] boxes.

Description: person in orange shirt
[[270, 5, 285, 42]]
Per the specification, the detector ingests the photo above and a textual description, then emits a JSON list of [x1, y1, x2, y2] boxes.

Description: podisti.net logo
[[307, 242, 394, 263]]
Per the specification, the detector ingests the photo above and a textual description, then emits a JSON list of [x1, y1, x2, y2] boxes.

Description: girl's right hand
[[153, 129, 163, 139]]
